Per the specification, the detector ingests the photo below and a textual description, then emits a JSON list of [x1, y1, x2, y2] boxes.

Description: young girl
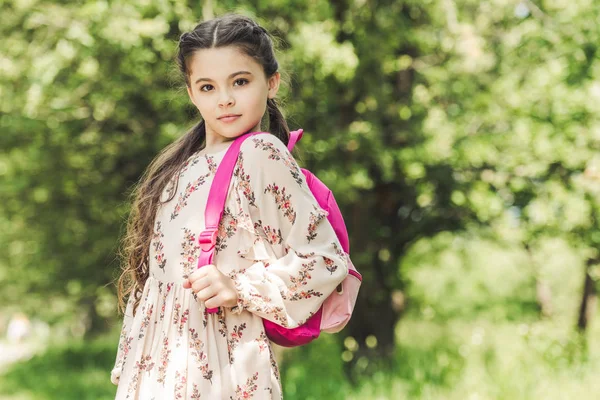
[[111, 13, 349, 399]]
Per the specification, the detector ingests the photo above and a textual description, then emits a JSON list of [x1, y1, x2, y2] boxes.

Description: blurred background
[[2, 0, 600, 399]]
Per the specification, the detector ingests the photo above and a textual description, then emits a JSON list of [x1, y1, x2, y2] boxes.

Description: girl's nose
[[218, 91, 235, 107]]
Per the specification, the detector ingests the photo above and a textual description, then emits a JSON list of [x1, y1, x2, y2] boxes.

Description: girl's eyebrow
[[195, 71, 252, 84]]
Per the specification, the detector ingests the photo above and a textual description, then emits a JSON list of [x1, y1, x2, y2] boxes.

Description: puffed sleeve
[[110, 293, 136, 385], [228, 133, 348, 328]]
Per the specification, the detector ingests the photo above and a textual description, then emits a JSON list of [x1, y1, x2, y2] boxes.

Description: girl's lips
[[219, 115, 241, 123]]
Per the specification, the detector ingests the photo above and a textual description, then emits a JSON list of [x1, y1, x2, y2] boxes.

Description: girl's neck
[[202, 123, 263, 155], [202, 130, 236, 155], [200, 140, 234, 155]]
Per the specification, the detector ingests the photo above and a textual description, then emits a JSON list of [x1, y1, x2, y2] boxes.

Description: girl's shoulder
[[238, 132, 290, 163]]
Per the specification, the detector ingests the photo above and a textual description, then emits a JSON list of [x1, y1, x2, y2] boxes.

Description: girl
[[111, 13, 348, 400]]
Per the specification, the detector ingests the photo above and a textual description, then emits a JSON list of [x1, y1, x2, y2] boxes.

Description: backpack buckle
[[198, 229, 218, 252]]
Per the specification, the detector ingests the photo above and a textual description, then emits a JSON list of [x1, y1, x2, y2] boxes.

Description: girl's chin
[[208, 120, 262, 138]]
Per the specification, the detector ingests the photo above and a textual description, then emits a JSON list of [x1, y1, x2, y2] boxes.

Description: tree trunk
[[342, 192, 401, 383], [577, 258, 598, 332], [344, 279, 398, 384]]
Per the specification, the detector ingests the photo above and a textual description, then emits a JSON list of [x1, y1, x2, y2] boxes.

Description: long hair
[[116, 13, 290, 316]]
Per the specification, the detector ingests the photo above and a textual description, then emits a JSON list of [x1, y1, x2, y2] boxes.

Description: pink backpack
[[197, 130, 362, 347]]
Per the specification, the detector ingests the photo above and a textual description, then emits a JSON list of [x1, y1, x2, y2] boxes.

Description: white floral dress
[[111, 133, 348, 399]]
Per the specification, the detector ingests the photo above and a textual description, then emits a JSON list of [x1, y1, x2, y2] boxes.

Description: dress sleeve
[[110, 293, 136, 385], [228, 133, 348, 328]]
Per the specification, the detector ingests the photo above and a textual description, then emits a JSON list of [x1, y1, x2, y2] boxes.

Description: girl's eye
[[199, 79, 248, 92], [234, 78, 249, 86]]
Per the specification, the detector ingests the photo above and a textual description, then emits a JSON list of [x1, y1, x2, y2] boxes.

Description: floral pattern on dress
[[234, 153, 256, 207], [127, 355, 155, 399], [290, 247, 316, 259], [159, 282, 173, 322], [205, 154, 218, 175], [178, 308, 190, 337], [170, 155, 216, 221], [174, 370, 187, 399], [172, 302, 190, 346], [252, 138, 304, 186], [190, 383, 202, 399], [324, 256, 338, 275], [307, 205, 328, 243], [157, 336, 171, 385], [216, 207, 238, 252], [282, 260, 324, 301], [231, 372, 259, 400], [179, 153, 202, 177], [171, 174, 210, 220], [264, 184, 296, 224], [228, 323, 247, 364], [255, 331, 269, 354], [332, 241, 345, 258], [139, 304, 154, 339], [269, 347, 281, 385], [218, 314, 247, 364], [231, 271, 289, 327], [112, 133, 349, 399], [115, 327, 133, 377], [254, 220, 283, 245], [180, 228, 200, 278], [163, 153, 216, 204], [189, 328, 214, 383], [152, 222, 167, 272]]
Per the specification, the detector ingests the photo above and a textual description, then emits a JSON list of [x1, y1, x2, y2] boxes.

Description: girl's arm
[[228, 133, 349, 328]]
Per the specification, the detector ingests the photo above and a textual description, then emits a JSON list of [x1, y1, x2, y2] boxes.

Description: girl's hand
[[182, 265, 239, 309]]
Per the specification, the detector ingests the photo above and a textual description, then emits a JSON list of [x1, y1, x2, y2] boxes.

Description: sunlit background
[[2, 0, 600, 399]]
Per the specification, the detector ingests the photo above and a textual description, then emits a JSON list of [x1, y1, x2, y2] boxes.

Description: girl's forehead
[[189, 46, 263, 80]]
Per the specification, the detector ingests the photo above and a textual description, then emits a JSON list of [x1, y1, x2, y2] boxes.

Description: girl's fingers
[[187, 269, 206, 283], [186, 264, 216, 285], [192, 276, 212, 293], [204, 294, 223, 310], [195, 286, 217, 302], [183, 266, 223, 305]]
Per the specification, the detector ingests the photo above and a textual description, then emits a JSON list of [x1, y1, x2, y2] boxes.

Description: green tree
[[2, 0, 600, 378]]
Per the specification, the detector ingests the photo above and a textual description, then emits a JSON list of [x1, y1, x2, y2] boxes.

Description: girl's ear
[[187, 86, 198, 108], [267, 72, 280, 99]]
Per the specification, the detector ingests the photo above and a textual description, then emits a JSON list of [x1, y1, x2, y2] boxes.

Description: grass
[[1, 316, 600, 399], [279, 316, 600, 400], [0, 334, 117, 400]]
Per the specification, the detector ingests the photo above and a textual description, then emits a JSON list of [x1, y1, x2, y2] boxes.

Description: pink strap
[[287, 128, 303, 152], [198, 130, 302, 313], [197, 132, 263, 312]]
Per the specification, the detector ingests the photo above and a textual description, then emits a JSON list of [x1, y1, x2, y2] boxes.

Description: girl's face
[[186, 46, 280, 145]]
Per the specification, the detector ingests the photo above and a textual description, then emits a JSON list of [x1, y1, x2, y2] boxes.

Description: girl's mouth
[[218, 115, 241, 123]]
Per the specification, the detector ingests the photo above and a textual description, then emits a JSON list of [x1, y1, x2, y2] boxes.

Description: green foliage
[[0, 334, 117, 400], [279, 335, 351, 400], [2, 0, 600, 396], [402, 230, 587, 320], [4, 318, 600, 400]]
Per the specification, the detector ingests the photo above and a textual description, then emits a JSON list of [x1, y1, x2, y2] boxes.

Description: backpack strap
[[198, 129, 304, 313], [197, 131, 264, 313], [287, 129, 304, 152]]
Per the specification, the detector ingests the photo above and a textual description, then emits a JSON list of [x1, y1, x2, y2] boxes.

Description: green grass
[[279, 317, 600, 400], [2, 317, 600, 400], [0, 334, 117, 400]]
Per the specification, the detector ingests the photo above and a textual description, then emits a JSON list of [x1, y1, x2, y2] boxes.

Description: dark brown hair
[[116, 13, 290, 316]]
